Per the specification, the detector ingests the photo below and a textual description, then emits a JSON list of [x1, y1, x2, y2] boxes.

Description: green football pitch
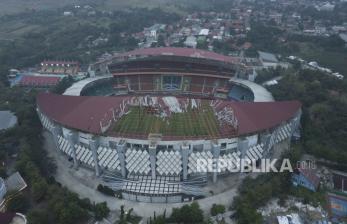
[[111, 102, 220, 137]]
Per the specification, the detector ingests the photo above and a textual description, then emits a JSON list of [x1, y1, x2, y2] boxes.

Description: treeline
[[148, 202, 206, 224], [254, 67, 295, 84], [0, 7, 181, 83], [0, 88, 110, 224], [232, 145, 326, 224], [268, 69, 347, 165]]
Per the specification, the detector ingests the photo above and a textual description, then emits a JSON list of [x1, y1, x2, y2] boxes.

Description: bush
[[94, 202, 110, 221], [170, 202, 204, 224], [211, 204, 226, 216], [6, 192, 30, 213]]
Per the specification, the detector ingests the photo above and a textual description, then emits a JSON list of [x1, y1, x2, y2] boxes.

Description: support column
[[212, 142, 221, 183], [238, 139, 249, 159], [52, 124, 62, 150], [148, 146, 157, 179], [67, 131, 78, 169], [89, 138, 101, 177], [116, 140, 127, 178], [181, 145, 189, 181]]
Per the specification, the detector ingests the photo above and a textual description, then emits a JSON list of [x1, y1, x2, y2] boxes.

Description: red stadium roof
[[0, 212, 15, 224], [19, 76, 61, 87], [37, 93, 301, 138], [115, 47, 239, 64]]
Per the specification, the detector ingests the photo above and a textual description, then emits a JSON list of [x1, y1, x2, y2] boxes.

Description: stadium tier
[[37, 47, 301, 203], [19, 75, 61, 88]]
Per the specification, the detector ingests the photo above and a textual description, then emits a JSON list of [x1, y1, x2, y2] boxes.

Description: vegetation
[[118, 205, 141, 224], [169, 202, 204, 223], [94, 202, 110, 221], [269, 69, 347, 165], [254, 67, 293, 84], [147, 202, 206, 224], [247, 22, 347, 76], [211, 204, 226, 216], [233, 68, 347, 223], [0, 86, 111, 223], [51, 76, 74, 94]]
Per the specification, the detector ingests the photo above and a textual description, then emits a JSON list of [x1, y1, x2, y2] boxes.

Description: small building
[[184, 36, 197, 48], [277, 213, 302, 224], [0, 172, 27, 209], [5, 172, 28, 193], [315, 3, 335, 11], [327, 192, 347, 219], [7, 69, 19, 79], [332, 170, 347, 193], [63, 11, 73, 16], [0, 111, 17, 131], [198, 28, 209, 36], [292, 167, 320, 192], [258, 51, 279, 69]]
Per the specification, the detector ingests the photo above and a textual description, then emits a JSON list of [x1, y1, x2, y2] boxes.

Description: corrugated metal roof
[[298, 167, 320, 189], [258, 51, 278, 63], [0, 111, 17, 130]]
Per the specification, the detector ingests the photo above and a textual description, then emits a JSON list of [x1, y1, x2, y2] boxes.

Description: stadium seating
[[228, 85, 254, 101], [109, 60, 234, 77], [128, 75, 139, 91], [139, 75, 154, 91]]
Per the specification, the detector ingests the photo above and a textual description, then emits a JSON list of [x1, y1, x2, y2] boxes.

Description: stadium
[[37, 47, 301, 203]]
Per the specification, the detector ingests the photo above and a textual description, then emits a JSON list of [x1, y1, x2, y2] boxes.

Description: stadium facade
[[37, 47, 301, 203]]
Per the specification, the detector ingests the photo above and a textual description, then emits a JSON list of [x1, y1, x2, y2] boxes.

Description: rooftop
[[105, 47, 239, 65], [0, 111, 17, 131], [258, 51, 279, 63], [230, 78, 274, 102], [5, 172, 27, 193], [64, 76, 112, 96]]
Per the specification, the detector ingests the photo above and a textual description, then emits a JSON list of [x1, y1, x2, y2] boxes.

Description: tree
[[157, 35, 165, 47], [51, 76, 74, 94], [27, 209, 50, 224], [31, 178, 48, 201], [170, 202, 204, 223], [210, 204, 226, 216], [6, 193, 30, 213], [94, 202, 110, 221]]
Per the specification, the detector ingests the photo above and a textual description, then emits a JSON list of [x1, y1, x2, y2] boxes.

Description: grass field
[[112, 102, 220, 137]]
